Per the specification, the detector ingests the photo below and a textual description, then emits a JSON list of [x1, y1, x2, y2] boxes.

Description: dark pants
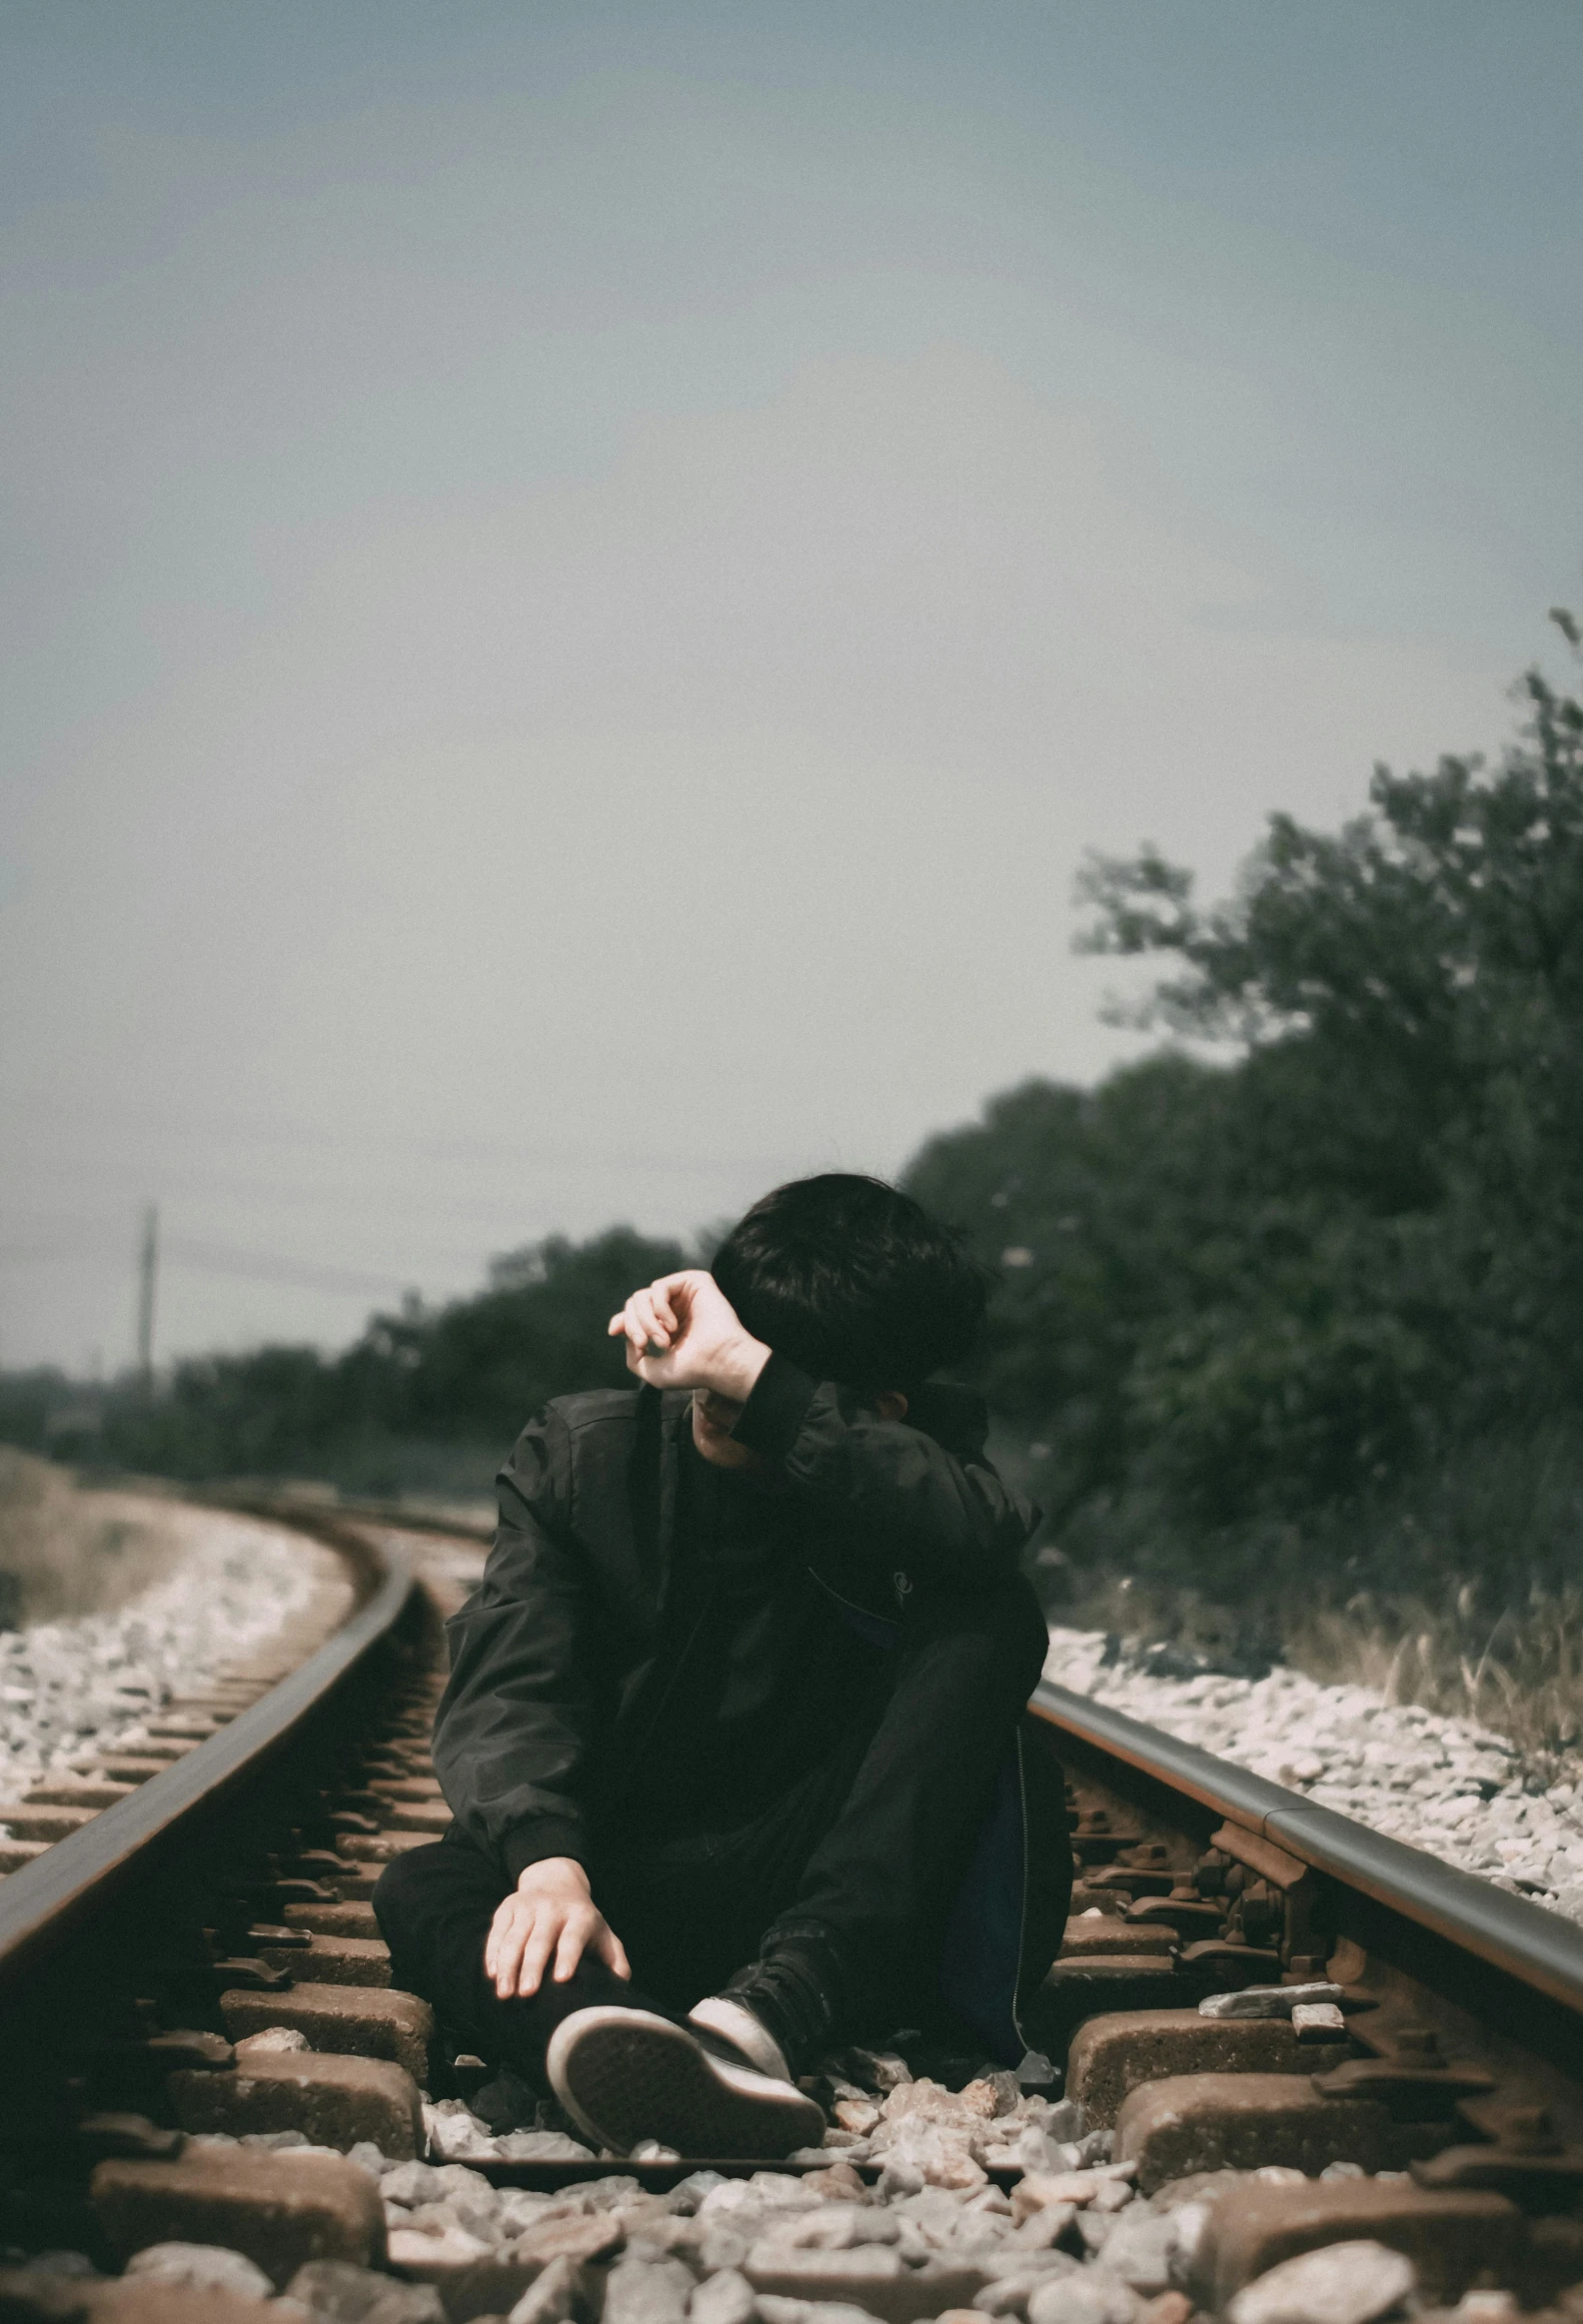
[[375, 1578, 1048, 2087]]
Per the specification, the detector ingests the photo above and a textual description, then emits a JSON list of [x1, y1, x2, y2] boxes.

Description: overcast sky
[[3, 1, 1580, 1372]]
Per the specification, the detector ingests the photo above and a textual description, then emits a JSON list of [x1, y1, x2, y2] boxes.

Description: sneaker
[[545, 2003, 826, 2159], [688, 1992, 790, 2079]]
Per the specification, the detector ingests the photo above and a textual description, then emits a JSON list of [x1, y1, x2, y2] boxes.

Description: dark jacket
[[434, 1353, 1041, 1882]]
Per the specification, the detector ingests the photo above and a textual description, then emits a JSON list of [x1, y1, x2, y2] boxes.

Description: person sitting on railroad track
[[375, 1173, 1071, 2158]]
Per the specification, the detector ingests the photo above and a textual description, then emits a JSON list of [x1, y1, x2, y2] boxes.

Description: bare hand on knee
[[484, 1856, 631, 1999]]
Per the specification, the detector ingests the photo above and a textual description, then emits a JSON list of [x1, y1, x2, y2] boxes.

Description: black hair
[[710, 1173, 987, 1392]]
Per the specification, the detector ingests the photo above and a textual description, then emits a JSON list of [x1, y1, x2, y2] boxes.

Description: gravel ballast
[[1043, 1625, 1583, 1926], [0, 1502, 345, 1824], [76, 2061, 1529, 2323]]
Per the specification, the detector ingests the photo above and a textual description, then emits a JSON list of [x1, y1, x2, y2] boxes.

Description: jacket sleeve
[[432, 1405, 603, 1883], [730, 1352, 1038, 1588]]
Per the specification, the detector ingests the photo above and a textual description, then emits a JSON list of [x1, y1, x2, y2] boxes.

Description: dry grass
[[1057, 1560, 1583, 1777], [0, 1448, 180, 1627], [1288, 1585, 1583, 1771], [1046, 1424, 1583, 1777]]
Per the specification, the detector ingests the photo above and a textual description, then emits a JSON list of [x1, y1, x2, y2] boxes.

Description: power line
[[159, 1236, 418, 1301], [0, 1218, 473, 1290]]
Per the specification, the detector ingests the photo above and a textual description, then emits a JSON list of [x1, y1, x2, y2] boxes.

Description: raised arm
[[610, 1268, 1037, 1587], [734, 1354, 1036, 1584]]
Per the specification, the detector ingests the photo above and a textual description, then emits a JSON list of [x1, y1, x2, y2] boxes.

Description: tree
[[1076, 635, 1583, 1424], [910, 626, 1583, 1584], [905, 1057, 1242, 1518], [392, 1226, 688, 1442]]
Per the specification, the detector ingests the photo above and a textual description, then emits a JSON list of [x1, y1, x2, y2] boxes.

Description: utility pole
[[135, 1204, 158, 1389]]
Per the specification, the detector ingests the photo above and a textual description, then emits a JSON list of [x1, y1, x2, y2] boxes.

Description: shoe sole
[[546, 2004, 826, 2159]]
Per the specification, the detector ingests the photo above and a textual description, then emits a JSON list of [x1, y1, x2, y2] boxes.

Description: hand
[[484, 1856, 632, 1999], [608, 1269, 770, 1403]]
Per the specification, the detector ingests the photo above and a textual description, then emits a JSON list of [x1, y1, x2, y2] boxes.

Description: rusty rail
[[0, 1519, 414, 1994], [1031, 1675, 1583, 2016]]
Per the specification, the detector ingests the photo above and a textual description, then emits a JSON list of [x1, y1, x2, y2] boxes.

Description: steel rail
[[203, 1484, 494, 1546], [1030, 1676, 1583, 2017], [0, 1517, 415, 1995]]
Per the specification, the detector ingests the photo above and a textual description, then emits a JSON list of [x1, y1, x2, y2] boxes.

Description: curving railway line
[[0, 1495, 1578, 2320]]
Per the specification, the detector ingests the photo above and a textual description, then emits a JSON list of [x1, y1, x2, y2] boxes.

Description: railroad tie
[[254, 1933, 393, 1987], [1192, 2175, 1529, 2310], [217, 1984, 434, 2084], [92, 2145, 387, 2287], [167, 2048, 423, 2159], [1066, 2007, 1354, 2127]]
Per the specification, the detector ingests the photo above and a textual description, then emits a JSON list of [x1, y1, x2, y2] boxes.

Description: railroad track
[[0, 1498, 479, 2317], [0, 1496, 1579, 2322], [1029, 1676, 1583, 2311]]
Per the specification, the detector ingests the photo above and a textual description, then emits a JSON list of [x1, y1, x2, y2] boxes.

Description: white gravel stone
[[1227, 2239, 1416, 2324], [1027, 2269, 1140, 2324], [282, 2129, 1481, 2324], [690, 2270, 758, 2324], [1095, 2213, 1176, 2294], [236, 2025, 311, 2055], [421, 2094, 600, 2163], [770, 2207, 900, 2252], [123, 2241, 275, 2298], [755, 2301, 879, 2324], [501, 2128, 599, 2161], [604, 2254, 696, 2324], [1293, 2001, 1348, 2039], [1199, 1983, 1343, 2020], [14, 2253, 100, 2280], [508, 2256, 587, 2324], [1045, 1624, 1583, 1923], [387, 2221, 495, 2280]]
